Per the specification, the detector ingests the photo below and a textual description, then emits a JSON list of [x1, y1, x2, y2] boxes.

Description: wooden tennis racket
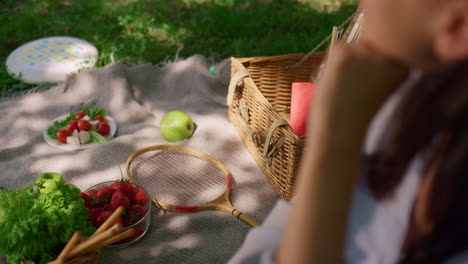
[[126, 145, 260, 227]]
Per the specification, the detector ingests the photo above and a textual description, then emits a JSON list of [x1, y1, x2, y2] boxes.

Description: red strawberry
[[134, 224, 144, 236], [132, 186, 148, 205], [96, 210, 123, 227], [96, 185, 114, 204], [126, 204, 147, 225], [107, 191, 131, 212], [80, 192, 91, 208], [86, 188, 98, 196], [110, 180, 134, 199], [86, 188, 102, 207], [130, 224, 145, 241], [87, 207, 102, 227]]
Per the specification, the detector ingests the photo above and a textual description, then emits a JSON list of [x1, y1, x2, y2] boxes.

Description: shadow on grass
[[168, 0, 357, 58], [0, 0, 356, 95]]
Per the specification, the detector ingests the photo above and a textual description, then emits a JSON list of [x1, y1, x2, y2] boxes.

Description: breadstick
[[47, 231, 83, 264], [92, 206, 125, 237], [99, 227, 136, 248], [68, 223, 123, 258], [59, 230, 83, 263]]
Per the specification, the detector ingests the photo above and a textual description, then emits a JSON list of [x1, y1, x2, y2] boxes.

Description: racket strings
[[129, 150, 228, 206]]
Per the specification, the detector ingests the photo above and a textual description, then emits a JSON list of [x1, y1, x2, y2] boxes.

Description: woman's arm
[[277, 45, 409, 264]]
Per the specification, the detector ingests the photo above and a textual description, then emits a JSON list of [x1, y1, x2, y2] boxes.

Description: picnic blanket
[[0, 55, 280, 264]]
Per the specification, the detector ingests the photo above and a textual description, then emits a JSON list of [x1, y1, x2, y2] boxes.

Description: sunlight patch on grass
[[147, 25, 188, 46]]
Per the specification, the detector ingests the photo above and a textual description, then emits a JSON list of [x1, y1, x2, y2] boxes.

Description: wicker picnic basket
[[227, 11, 364, 200]]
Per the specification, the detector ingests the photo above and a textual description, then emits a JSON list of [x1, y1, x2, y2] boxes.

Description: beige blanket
[[0, 56, 280, 264]]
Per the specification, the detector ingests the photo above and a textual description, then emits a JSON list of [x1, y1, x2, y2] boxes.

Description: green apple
[[36, 172, 64, 194], [160, 110, 195, 142]]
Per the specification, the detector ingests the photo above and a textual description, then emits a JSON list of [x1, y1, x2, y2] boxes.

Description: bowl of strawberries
[[81, 179, 151, 248]]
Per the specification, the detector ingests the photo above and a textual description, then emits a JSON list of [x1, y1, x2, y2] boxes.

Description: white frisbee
[[6, 36, 98, 84]]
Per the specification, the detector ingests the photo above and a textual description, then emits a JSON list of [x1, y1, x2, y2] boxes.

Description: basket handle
[[262, 119, 289, 165], [227, 69, 250, 105], [285, 9, 363, 70], [235, 98, 289, 165]]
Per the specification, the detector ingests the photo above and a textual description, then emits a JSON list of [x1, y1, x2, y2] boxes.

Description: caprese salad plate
[[43, 107, 117, 151]]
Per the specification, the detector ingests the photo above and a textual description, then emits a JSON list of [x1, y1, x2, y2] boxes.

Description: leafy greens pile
[[0, 179, 95, 264]]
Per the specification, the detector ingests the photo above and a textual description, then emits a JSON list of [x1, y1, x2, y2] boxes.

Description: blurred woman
[[229, 0, 468, 263]]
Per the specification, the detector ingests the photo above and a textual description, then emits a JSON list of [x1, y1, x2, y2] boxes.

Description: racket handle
[[232, 209, 261, 227]]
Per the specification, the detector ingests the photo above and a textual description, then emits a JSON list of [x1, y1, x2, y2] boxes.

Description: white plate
[[43, 113, 117, 151]]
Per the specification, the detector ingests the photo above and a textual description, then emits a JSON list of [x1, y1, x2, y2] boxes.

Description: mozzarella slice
[[78, 131, 91, 144], [89, 120, 99, 130], [66, 135, 80, 145]]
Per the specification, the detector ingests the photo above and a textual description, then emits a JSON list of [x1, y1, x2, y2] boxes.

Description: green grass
[[0, 0, 357, 95]]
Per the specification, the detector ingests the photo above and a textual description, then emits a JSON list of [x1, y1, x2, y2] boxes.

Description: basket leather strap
[[263, 119, 289, 165], [235, 99, 254, 139], [235, 98, 267, 147], [227, 69, 250, 105], [235, 99, 289, 165]]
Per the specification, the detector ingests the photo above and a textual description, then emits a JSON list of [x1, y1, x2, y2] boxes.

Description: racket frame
[[126, 145, 260, 227]]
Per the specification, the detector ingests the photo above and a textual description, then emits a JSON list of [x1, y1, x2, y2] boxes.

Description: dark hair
[[365, 60, 468, 264]]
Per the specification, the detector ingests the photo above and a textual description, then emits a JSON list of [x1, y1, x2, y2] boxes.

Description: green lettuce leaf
[[46, 112, 75, 139], [0, 180, 95, 264], [82, 107, 106, 120]]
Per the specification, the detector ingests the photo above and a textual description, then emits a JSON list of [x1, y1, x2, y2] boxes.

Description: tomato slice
[[94, 115, 106, 123], [56, 129, 70, 143], [78, 120, 91, 131], [67, 120, 78, 133], [75, 111, 86, 120], [97, 122, 110, 136]]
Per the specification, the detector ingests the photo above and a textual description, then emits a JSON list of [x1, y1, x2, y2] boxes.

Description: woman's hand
[[313, 43, 410, 135], [277, 44, 409, 264]]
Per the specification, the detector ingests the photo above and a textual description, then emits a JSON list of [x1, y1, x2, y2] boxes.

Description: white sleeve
[[228, 199, 291, 264], [445, 250, 468, 264]]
